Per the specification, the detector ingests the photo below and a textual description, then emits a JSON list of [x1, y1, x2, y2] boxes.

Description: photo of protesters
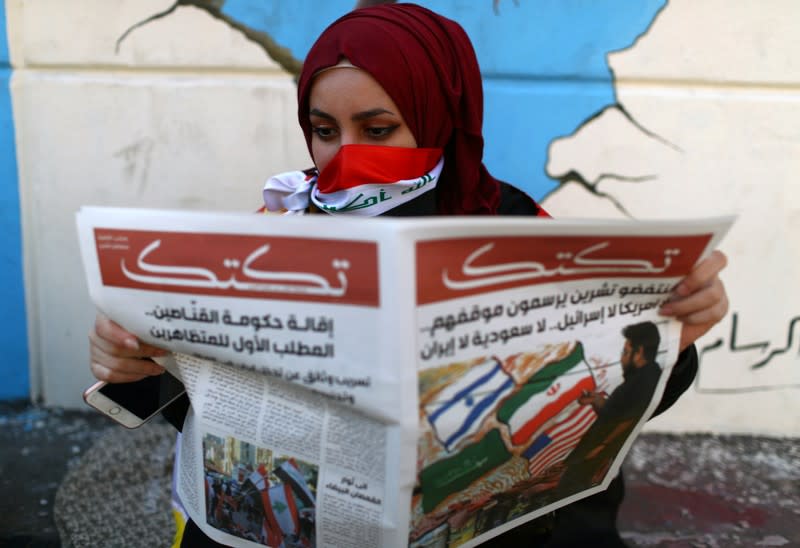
[[202, 435, 318, 547]]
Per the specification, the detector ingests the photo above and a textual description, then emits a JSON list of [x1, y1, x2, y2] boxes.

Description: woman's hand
[[89, 312, 168, 383], [659, 250, 729, 351]]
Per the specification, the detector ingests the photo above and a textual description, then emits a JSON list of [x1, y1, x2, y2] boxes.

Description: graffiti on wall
[[697, 313, 800, 393]]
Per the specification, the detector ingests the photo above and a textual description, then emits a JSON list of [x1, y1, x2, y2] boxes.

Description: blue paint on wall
[[0, 0, 30, 400], [427, 0, 667, 198], [482, 79, 616, 196], [220, 0, 664, 201], [221, 0, 352, 59], [425, 0, 666, 80]]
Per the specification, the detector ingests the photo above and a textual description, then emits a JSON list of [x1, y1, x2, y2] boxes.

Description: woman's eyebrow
[[309, 107, 397, 122], [309, 108, 335, 121], [352, 108, 395, 121]]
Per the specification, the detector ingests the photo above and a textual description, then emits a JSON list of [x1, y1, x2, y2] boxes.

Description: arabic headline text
[[145, 302, 336, 359], [419, 281, 673, 362]]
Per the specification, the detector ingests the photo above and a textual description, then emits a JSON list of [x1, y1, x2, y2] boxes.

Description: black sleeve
[[161, 392, 191, 432], [497, 182, 544, 216], [651, 344, 699, 418]]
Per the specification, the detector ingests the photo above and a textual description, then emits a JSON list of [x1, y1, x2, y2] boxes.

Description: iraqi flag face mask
[[262, 144, 443, 216]]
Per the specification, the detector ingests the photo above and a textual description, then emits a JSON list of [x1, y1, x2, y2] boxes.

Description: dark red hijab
[[297, 3, 501, 215]]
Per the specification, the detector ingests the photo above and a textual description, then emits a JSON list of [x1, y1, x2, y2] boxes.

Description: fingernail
[[123, 338, 139, 351], [153, 348, 169, 356], [659, 304, 673, 316], [673, 284, 689, 298], [150, 365, 165, 375]]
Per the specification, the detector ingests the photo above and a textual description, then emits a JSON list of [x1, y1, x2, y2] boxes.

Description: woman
[[89, 4, 728, 546]]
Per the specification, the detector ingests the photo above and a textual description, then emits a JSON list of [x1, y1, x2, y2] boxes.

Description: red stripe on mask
[[316, 144, 443, 193]]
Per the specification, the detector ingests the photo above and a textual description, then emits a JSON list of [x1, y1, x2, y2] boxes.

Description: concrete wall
[[3, 0, 798, 435]]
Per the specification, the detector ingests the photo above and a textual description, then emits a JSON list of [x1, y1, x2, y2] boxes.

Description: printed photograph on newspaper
[[202, 434, 317, 547], [410, 231, 720, 547]]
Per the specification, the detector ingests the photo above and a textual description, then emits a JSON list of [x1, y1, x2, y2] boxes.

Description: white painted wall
[[8, 0, 311, 407]]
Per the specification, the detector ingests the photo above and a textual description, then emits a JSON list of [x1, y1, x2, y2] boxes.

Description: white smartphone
[[83, 371, 187, 429]]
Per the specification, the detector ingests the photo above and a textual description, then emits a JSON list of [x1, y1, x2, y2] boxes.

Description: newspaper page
[[77, 208, 420, 548], [406, 217, 732, 547], [76, 208, 733, 548]]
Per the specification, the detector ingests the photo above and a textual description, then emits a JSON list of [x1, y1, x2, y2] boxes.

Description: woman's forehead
[[308, 67, 400, 113]]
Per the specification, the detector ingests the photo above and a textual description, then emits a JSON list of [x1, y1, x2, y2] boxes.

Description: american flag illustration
[[524, 373, 611, 478]]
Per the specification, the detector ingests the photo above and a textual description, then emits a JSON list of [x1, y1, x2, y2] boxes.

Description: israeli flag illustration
[[425, 357, 515, 452]]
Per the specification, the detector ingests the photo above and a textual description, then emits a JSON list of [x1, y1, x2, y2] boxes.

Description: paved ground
[[620, 434, 799, 547], [1, 400, 798, 547], [1, 401, 113, 547]]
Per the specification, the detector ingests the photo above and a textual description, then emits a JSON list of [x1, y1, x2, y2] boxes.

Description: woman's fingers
[[661, 277, 727, 320], [90, 360, 155, 384], [89, 339, 165, 379], [659, 250, 730, 351], [88, 328, 166, 360], [94, 312, 139, 350], [669, 250, 728, 299], [93, 312, 167, 357], [90, 311, 168, 383]]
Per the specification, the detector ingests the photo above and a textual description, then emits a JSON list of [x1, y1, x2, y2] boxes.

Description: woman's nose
[[339, 127, 364, 146], [339, 128, 356, 146]]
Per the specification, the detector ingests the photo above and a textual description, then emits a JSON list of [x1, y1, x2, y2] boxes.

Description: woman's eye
[[365, 125, 399, 139], [312, 126, 337, 140]]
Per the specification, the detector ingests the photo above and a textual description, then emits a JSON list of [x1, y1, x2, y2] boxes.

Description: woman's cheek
[[311, 142, 336, 174]]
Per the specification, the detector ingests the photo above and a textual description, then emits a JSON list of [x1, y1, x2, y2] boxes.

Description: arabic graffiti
[[695, 312, 800, 394], [697, 311, 800, 393]]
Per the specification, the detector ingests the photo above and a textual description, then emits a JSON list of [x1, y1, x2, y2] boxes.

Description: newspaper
[[77, 207, 733, 548]]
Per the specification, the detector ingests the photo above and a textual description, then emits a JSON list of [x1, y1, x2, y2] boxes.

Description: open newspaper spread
[[77, 208, 733, 548]]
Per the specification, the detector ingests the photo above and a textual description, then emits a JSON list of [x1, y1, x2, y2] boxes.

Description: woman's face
[[308, 67, 417, 173]]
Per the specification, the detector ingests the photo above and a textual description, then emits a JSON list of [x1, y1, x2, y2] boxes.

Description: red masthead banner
[[94, 228, 379, 307], [416, 233, 712, 305]]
